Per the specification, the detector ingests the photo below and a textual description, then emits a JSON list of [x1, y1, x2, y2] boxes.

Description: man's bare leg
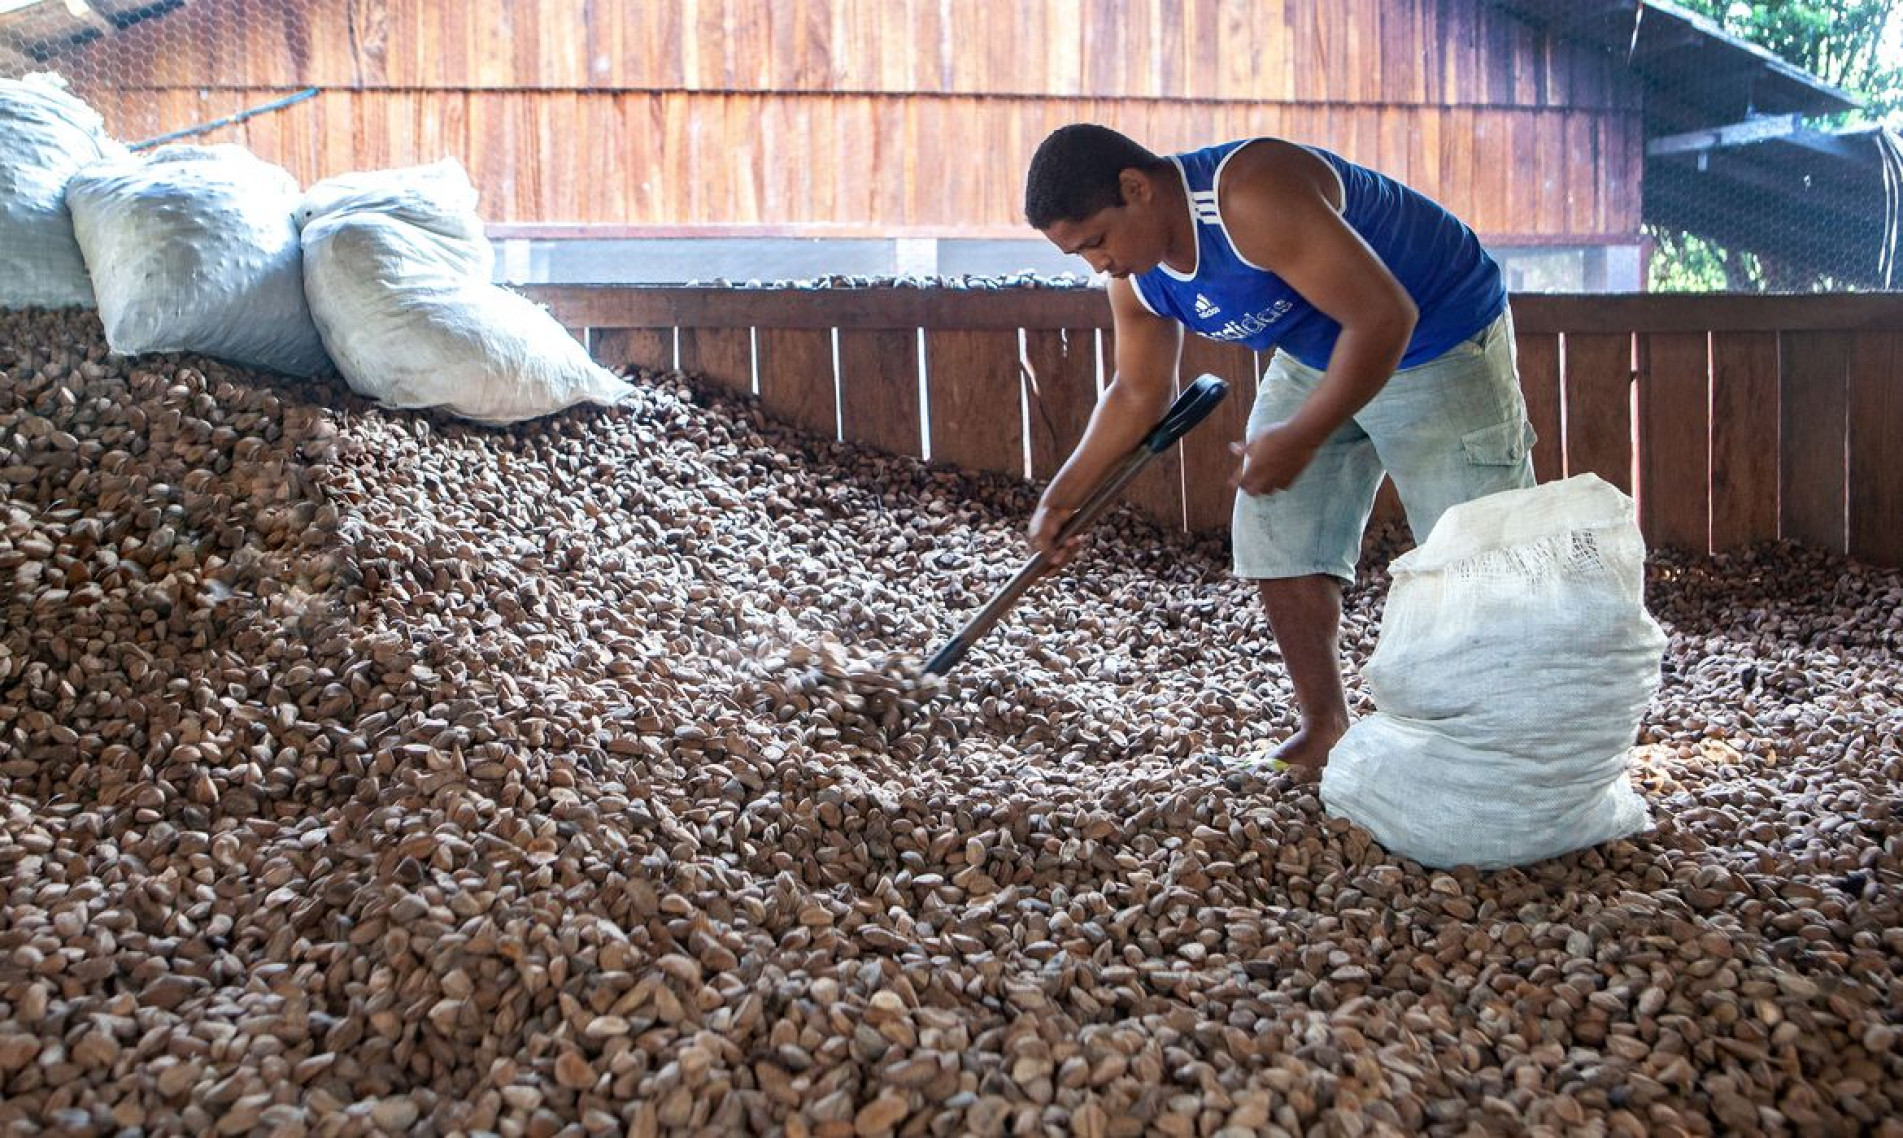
[[1256, 574, 1350, 774]]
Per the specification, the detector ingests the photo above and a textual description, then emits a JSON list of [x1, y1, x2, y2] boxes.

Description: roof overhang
[[1494, 0, 1898, 286]]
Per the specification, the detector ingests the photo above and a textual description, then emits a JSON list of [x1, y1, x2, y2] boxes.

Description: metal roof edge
[[1643, 0, 1864, 112]]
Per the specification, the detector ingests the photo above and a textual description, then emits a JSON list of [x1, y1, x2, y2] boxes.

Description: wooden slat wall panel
[[756, 328, 838, 440], [1709, 332, 1781, 552], [547, 288, 1903, 565], [1517, 331, 1565, 484], [1178, 338, 1258, 535], [56, 0, 1639, 241], [924, 330, 1024, 479], [1780, 331, 1850, 554], [1847, 332, 1903, 568], [1023, 329, 1100, 483], [1564, 333, 1634, 492], [677, 327, 754, 397], [68, 0, 1636, 106], [97, 94, 1629, 239], [838, 329, 921, 458], [1637, 333, 1712, 554]]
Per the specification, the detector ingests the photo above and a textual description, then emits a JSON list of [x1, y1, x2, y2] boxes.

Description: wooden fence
[[524, 286, 1903, 569]]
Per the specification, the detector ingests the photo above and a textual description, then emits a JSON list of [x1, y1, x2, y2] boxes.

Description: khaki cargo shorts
[[1232, 307, 1537, 583]]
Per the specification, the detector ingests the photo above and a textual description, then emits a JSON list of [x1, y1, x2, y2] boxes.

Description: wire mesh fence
[[3, 0, 1899, 293]]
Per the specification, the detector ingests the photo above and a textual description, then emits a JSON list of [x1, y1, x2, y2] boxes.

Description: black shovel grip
[[1142, 374, 1230, 454]]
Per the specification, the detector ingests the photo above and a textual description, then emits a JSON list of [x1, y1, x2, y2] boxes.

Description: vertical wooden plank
[[1472, 111, 1508, 234], [1847, 331, 1903, 568], [1100, 326, 1184, 530], [1779, 331, 1849, 554], [838, 328, 922, 459], [1637, 332, 1712, 555], [1709, 331, 1780, 552], [1563, 332, 1634, 492], [1124, 394, 1186, 531], [1516, 329, 1564, 485], [755, 328, 838, 440], [678, 326, 755, 398], [924, 330, 1024, 479], [1565, 111, 1597, 237], [1179, 337, 1257, 534], [592, 328, 675, 373], [1023, 328, 1099, 482]]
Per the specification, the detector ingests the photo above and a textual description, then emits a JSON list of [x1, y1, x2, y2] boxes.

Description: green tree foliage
[[1672, 0, 1901, 123]]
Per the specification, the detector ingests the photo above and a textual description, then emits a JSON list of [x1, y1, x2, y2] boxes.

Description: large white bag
[[1320, 474, 1668, 869], [298, 160, 631, 424], [0, 75, 127, 309], [65, 144, 331, 377]]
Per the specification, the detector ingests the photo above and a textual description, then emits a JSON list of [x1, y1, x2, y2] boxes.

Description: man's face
[[1042, 171, 1167, 279]]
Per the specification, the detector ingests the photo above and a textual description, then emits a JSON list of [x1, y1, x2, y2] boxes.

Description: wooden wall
[[35, 0, 1643, 243], [524, 285, 1903, 571]]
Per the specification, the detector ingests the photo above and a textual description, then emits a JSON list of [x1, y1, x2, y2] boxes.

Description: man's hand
[[1028, 501, 1088, 567], [1229, 421, 1322, 497]]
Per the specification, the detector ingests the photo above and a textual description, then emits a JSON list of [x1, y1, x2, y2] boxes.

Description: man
[[1022, 123, 1536, 776]]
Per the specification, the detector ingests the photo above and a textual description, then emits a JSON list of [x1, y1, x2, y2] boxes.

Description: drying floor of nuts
[[1, 309, 1899, 1138]]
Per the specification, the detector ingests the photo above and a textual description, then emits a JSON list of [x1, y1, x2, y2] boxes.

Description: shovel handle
[[922, 374, 1230, 676], [1142, 374, 1230, 454]]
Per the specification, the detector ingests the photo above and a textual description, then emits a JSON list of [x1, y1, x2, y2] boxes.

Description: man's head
[[1024, 124, 1177, 279]]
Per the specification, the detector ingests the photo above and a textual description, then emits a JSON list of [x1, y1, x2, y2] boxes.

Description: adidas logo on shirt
[[1193, 294, 1221, 319]]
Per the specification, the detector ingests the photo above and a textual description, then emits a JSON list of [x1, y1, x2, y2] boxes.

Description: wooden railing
[[525, 286, 1903, 569]]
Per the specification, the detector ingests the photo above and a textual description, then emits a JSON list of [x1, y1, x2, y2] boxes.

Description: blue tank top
[[1131, 140, 1506, 370]]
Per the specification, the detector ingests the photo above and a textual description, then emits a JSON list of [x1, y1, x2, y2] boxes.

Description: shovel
[[922, 373, 1230, 677]]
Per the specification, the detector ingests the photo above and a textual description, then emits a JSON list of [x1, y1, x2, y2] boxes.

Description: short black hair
[[1023, 124, 1167, 230]]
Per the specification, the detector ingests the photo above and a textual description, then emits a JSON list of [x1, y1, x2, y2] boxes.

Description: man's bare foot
[[1266, 719, 1347, 778]]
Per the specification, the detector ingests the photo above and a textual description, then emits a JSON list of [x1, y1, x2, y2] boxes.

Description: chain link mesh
[[4, 0, 1897, 292]]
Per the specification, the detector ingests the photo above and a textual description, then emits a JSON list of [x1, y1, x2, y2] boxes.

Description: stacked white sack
[[0, 74, 128, 309], [65, 144, 331, 377], [298, 159, 631, 424]]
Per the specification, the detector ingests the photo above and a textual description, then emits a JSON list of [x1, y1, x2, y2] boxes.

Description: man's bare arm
[[1221, 142, 1416, 491], [1030, 278, 1182, 553]]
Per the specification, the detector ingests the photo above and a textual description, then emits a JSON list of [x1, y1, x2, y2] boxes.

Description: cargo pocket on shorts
[[1461, 419, 1536, 467]]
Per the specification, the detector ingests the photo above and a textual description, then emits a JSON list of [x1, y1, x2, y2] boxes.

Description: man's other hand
[[1230, 422, 1322, 496]]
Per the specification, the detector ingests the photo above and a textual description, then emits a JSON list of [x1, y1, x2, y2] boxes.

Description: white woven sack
[[65, 144, 330, 377], [1320, 474, 1667, 869], [0, 74, 127, 309], [298, 161, 631, 424]]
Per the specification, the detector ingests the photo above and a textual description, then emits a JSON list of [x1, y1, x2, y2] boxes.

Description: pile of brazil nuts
[[2, 306, 1900, 1138]]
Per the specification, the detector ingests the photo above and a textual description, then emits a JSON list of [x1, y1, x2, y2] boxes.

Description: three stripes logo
[[1193, 294, 1221, 319], [1190, 188, 1222, 225]]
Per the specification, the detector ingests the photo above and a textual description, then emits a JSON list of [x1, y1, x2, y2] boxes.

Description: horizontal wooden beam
[[1512, 293, 1903, 334], [1647, 113, 1802, 157], [523, 284, 1114, 331], [521, 285, 1903, 338]]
